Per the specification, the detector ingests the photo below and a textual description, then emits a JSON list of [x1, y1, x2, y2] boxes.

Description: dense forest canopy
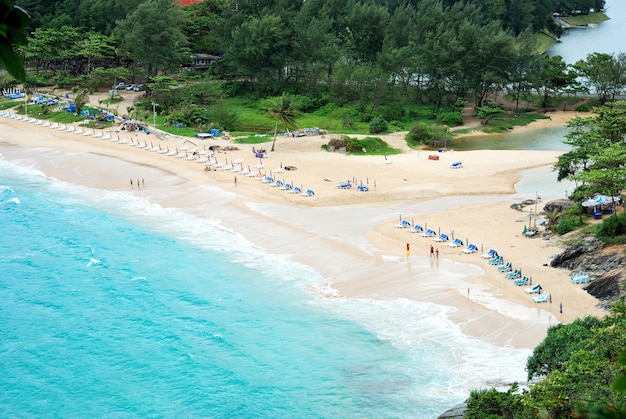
[[4, 0, 618, 124]]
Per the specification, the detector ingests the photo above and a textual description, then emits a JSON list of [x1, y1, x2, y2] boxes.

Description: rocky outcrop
[[550, 234, 626, 307], [544, 199, 575, 214], [549, 235, 605, 269], [437, 403, 466, 419]]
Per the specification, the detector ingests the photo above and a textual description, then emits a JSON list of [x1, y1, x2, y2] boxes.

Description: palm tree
[[268, 94, 300, 152]]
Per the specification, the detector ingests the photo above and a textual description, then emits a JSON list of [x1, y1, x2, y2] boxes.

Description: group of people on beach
[[130, 177, 144, 189]]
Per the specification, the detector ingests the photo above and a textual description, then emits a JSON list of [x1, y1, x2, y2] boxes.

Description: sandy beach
[[0, 109, 605, 350]]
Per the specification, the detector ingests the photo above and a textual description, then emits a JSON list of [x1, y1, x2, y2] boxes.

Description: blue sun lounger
[[447, 238, 463, 247]]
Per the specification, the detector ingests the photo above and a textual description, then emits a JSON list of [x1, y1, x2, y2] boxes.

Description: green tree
[[526, 316, 602, 380], [575, 53, 626, 105], [344, 3, 389, 63], [20, 26, 81, 73], [509, 29, 540, 112], [181, 0, 224, 54], [571, 142, 626, 204], [555, 106, 626, 184], [76, 32, 115, 73], [115, 0, 189, 76], [227, 14, 291, 93], [73, 88, 89, 114], [266, 94, 300, 152], [532, 54, 576, 110]]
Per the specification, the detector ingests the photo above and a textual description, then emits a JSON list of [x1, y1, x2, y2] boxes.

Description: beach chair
[[525, 284, 542, 294], [488, 255, 503, 265], [301, 189, 315, 197], [272, 180, 283, 188], [408, 225, 423, 233], [447, 238, 463, 248], [514, 276, 530, 286], [497, 262, 512, 272], [505, 269, 522, 280], [434, 233, 449, 242], [533, 292, 549, 303], [357, 185, 369, 192], [571, 272, 590, 284], [420, 229, 436, 237], [395, 220, 412, 229], [289, 186, 302, 194], [462, 244, 478, 254], [337, 181, 352, 189], [279, 183, 292, 191], [481, 249, 498, 259]]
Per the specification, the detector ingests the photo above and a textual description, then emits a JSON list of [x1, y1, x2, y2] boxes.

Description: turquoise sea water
[[0, 151, 531, 418]]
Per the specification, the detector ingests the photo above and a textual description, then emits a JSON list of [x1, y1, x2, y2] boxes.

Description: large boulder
[[544, 199, 575, 214], [585, 268, 625, 307], [550, 235, 604, 269]]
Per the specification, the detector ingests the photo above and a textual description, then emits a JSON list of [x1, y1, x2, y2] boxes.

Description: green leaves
[[0, 1, 31, 81]]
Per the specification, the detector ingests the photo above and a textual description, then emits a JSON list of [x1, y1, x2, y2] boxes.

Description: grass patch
[[562, 12, 609, 26], [534, 31, 558, 54], [233, 134, 273, 145], [479, 113, 550, 133]]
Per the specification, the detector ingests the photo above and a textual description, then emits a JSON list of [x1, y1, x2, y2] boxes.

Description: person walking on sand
[[137, 178, 140, 189], [234, 176, 237, 187], [430, 245, 434, 258], [130, 178, 133, 188], [435, 248, 439, 260]]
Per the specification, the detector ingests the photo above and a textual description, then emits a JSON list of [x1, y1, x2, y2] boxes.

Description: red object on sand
[[428, 154, 439, 160]]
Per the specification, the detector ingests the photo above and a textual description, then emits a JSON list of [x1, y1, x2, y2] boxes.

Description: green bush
[[405, 122, 452, 148], [575, 103, 591, 112], [291, 95, 325, 113], [376, 104, 405, 122], [596, 213, 626, 240], [556, 215, 583, 235], [405, 122, 430, 148], [465, 384, 523, 419], [315, 102, 339, 116], [436, 111, 464, 126], [369, 115, 388, 134]]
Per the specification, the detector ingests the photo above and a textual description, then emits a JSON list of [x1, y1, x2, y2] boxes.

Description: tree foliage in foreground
[[555, 105, 626, 199], [0, 0, 30, 80], [465, 299, 626, 418]]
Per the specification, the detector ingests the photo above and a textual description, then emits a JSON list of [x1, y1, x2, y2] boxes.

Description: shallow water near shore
[[0, 145, 533, 418], [452, 126, 570, 151]]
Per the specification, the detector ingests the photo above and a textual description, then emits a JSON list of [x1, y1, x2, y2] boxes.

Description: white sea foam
[[0, 155, 534, 412], [323, 297, 532, 398]]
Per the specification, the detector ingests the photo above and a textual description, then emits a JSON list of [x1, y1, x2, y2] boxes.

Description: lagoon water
[[549, 0, 626, 63], [0, 153, 532, 418]]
